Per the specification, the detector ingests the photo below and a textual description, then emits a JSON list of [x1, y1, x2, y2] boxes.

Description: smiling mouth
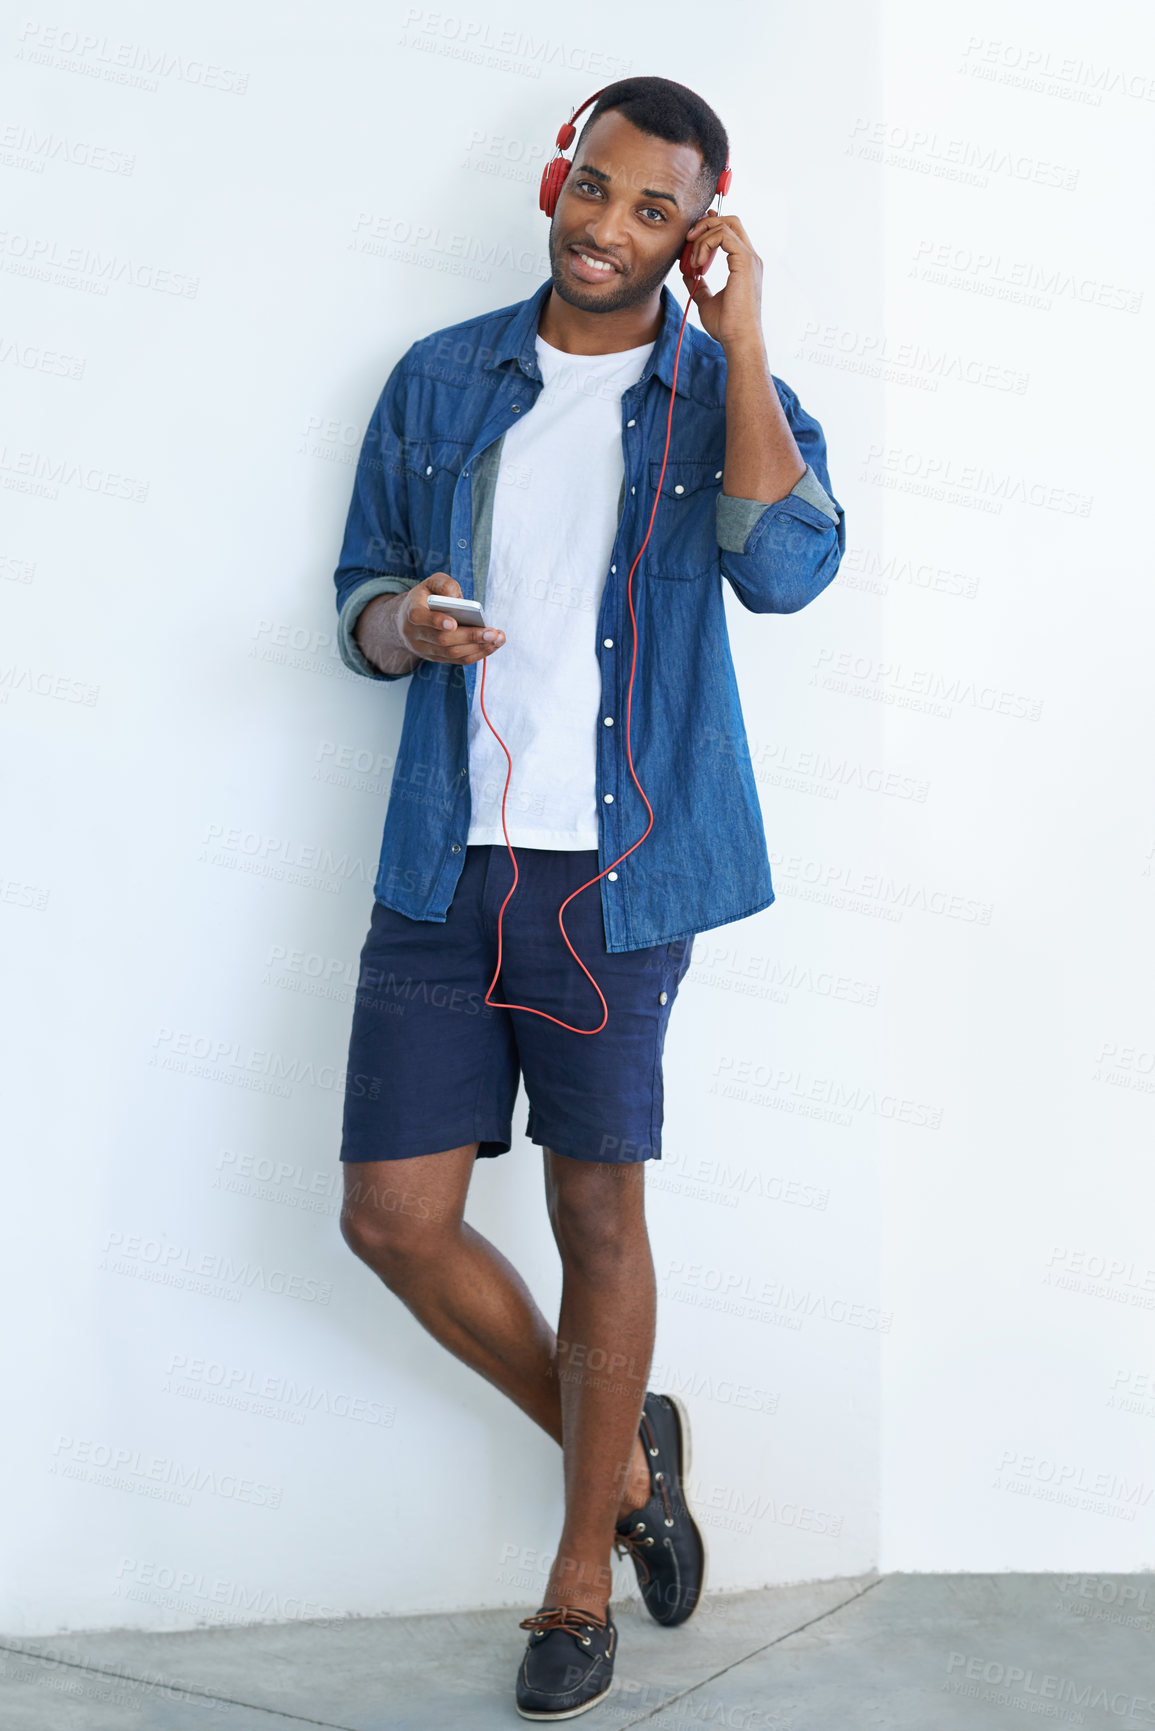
[[569, 246, 621, 274]]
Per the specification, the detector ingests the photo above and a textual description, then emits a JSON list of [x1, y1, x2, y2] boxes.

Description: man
[[331, 76, 843, 1720]]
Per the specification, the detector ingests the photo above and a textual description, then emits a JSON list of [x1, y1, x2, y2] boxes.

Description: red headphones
[[538, 86, 733, 281], [476, 91, 734, 1034]]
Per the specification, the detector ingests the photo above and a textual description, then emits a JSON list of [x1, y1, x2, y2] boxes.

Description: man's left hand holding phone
[[353, 575, 505, 679]]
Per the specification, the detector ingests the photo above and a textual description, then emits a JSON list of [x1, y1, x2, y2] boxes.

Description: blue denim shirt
[[333, 276, 845, 952]]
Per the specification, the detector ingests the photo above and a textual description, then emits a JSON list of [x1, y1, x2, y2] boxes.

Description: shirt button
[[460, 767, 467, 776], [674, 484, 684, 495], [457, 538, 466, 548], [603, 793, 614, 804], [603, 716, 613, 726], [610, 565, 616, 574], [511, 404, 521, 412], [659, 991, 668, 1005], [603, 638, 613, 649], [451, 843, 461, 853], [630, 486, 635, 495], [608, 871, 618, 882], [626, 418, 636, 427], [715, 470, 723, 480], [426, 465, 433, 476]]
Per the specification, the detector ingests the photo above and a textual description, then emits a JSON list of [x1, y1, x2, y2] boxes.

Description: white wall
[[0, 0, 1144, 1637], [876, 0, 1155, 1573]]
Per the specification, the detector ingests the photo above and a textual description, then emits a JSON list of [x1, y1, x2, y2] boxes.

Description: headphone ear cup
[[539, 157, 570, 217]]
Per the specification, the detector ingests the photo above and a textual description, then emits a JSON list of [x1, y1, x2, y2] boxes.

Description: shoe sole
[[515, 1679, 614, 1720], [660, 1391, 709, 1620]]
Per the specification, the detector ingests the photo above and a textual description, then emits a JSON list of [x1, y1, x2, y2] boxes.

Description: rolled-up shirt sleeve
[[332, 351, 424, 680], [716, 380, 845, 615]]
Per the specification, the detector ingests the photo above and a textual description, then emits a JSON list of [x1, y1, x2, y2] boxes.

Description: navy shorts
[[340, 845, 694, 1166]]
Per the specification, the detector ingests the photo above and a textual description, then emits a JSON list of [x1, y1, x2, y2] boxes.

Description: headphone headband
[[539, 89, 732, 218], [553, 86, 608, 154]]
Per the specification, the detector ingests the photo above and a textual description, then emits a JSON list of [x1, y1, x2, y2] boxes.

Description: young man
[[331, 76, 843, 1720]]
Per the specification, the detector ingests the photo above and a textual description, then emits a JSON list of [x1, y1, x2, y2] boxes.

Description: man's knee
[[339, 1176, 454, 1284], [547, 1161, 646, 1274]]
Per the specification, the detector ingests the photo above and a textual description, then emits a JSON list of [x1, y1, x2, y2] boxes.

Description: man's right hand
[[354, 575, 505, 677], [398, 574, 505, 665]]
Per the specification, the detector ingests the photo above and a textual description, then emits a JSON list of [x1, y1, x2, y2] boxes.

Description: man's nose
[[583, 207, 629, 254]]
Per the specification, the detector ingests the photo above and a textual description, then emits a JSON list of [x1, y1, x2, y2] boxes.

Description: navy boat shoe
[[612, 1391, 707, 1626], [515, 1603, 617, 1719]]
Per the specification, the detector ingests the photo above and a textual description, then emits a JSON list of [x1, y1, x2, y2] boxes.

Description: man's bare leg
[[539, 1148, 656, 1621], [340, 1149, 655, 1559]]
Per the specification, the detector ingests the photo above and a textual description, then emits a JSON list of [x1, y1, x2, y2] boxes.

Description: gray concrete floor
[[2, 1572, 1150, 1728]]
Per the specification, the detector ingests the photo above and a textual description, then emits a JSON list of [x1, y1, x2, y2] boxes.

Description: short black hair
[[574, 77, 729, 218]]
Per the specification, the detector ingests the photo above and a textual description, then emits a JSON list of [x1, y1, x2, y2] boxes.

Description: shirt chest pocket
[[402, 436, 471, 575], [403, 436, 470, 488], [643, 458, 722, 580]]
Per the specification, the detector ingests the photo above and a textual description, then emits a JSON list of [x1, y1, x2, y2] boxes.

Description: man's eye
[[573, 182, 664, 221]]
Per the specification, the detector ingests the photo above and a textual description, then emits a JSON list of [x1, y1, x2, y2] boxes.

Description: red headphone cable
[[476, 274, 704, 1034]]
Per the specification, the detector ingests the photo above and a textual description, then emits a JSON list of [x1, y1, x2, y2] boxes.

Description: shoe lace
[[613, 1409, 676, 1583], [612, 1525, 655, 1584], [518, 1605, 607, 1639], [641, 1411, 676, 1522]]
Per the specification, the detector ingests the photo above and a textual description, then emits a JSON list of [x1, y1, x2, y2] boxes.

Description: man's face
[[547, 110, 708, 314]]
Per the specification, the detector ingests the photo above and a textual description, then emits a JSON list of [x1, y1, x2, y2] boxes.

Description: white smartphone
[[427, 594, 486, 627]]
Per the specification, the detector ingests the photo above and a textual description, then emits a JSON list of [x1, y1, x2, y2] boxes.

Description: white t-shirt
[[465, 331, 655, 849]]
